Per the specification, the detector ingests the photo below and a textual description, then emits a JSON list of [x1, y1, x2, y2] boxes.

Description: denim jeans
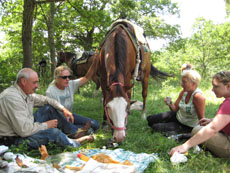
[[15, 128, 80, 149], [34, 105, 100, 136]]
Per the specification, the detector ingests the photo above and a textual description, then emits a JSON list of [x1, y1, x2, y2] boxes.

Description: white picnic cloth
[[0, 147, 158, 173], [54, 148, 158, 173], [0, 145, 9, 155]]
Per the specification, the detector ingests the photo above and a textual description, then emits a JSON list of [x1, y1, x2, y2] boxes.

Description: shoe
[[82, 121, 91, 131], [71, 121, 92, 139]]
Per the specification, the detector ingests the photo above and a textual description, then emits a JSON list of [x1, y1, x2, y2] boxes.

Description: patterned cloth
[[52, 148, 158, 173], [1, 147, 158, 173]]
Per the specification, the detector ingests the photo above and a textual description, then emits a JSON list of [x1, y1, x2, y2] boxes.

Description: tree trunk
[[22, 0, 35, 68], [47, 2, 56, 73]]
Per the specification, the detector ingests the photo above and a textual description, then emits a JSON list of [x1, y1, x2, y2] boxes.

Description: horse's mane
[[109, 25, 130, 96], [110, 21, 135, 84]]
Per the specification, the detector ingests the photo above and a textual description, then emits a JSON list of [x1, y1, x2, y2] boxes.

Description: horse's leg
[[141, 52, 151, 119], [141, 76, 149, 119], [101, 89, 109, 129]]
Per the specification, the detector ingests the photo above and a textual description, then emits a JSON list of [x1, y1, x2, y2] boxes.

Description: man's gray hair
[[16, 68, 32, 83]]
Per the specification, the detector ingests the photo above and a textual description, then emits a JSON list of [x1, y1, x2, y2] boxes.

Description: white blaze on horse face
[[107, 97, 127, 142]]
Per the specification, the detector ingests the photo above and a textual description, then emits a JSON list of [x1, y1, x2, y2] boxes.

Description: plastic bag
[[170, 152, 187, 165]]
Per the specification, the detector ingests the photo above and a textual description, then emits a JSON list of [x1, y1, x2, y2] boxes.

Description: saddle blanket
[[111, 19, 148, 44], [0, 146, 158, 173]]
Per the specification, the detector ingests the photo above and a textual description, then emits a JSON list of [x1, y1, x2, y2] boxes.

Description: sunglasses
[[59, 75, 71, 79]]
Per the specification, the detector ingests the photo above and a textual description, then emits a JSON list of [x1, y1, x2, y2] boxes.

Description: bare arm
[[193, 92, 206, 119], [79, 49, 99, 87], [170, 113, 230, 155], [167, 90, 184, 112]]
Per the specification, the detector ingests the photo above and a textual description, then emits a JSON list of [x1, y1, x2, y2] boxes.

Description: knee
[[147, 114, 157, 126], [192, 125, 203, 136], [45, 105, 56, 112], [91, 120, 100, 130]]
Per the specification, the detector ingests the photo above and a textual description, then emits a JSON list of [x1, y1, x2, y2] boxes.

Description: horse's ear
[[124, 83, 134, 92]]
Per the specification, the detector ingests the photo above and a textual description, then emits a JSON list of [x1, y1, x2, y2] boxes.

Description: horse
[[56, 51, 100, 90], [98, 20, 170, 143]]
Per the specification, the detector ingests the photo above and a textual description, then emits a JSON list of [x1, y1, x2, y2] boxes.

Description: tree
[[22, 0, 36, 68], [38, 1, 57, 73]]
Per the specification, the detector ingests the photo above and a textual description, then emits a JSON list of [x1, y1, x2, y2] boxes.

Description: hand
[[199, 118, 212, 126], [170, 144, 189, 156], [63, 107, 74, 123], [46, 119, 58, 128]]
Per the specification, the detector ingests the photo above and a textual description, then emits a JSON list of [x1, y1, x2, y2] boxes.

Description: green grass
[[9, 79, 230, 172]]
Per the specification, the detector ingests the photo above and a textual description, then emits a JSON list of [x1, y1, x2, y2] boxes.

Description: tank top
[[176, 88, 203, 127]]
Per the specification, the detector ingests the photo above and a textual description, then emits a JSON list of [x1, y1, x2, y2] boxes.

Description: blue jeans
[[15, 128, 80, 149], [34, 105, 100, 136]]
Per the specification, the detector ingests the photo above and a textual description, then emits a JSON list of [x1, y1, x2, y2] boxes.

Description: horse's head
[[56, 51, 65, 67], [104, 82, 133, 143]]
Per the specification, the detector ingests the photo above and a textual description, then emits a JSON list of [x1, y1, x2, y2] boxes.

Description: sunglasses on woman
[[59, 75, 71, 79]]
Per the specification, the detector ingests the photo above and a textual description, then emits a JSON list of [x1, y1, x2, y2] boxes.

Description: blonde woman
[[147, 65, 205, 134], [35, 54, 99, 139]]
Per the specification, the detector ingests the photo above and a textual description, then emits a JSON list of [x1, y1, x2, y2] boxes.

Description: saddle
[[72, 51, 94, 65], [71, 51, 94, 77], [101, 20, 150, 81]]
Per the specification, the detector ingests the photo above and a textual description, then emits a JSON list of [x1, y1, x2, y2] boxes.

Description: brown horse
[[98, 20, 170, 142], [56, 51, 100, 90]]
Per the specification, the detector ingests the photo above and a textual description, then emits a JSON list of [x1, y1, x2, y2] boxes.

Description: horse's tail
[[150, 64, 174, 80]]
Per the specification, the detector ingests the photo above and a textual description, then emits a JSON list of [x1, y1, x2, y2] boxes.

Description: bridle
[[104, 82, 128, 131]]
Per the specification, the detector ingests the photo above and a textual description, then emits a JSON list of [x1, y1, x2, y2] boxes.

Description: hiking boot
[[71, 121, 92, 139]]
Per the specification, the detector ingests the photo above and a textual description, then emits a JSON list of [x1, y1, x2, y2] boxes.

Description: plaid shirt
[[0, 83, 64, 137]]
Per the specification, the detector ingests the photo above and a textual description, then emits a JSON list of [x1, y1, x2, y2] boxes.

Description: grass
[[9, 78, 230, 172]]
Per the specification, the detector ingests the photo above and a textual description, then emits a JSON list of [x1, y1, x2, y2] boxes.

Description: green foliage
[[0, 0, 181, 89], [152, 18, 230, 80]]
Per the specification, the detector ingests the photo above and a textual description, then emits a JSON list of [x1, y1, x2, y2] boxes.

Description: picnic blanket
[[0, 146, 158, 173]]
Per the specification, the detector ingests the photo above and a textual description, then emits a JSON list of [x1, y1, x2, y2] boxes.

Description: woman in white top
[[147, 64, 206, 134]]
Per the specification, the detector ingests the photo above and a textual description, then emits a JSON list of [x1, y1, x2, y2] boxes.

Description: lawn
[[9, 76, 230, 172]]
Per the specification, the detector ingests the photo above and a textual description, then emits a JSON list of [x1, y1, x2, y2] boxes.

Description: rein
[[104, 82, 128, 131]]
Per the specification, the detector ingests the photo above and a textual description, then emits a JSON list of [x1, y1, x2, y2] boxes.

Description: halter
[[104, 82, 128, 131]]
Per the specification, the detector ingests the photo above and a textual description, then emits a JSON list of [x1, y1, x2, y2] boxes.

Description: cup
[[166, 97, 172, 104]]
